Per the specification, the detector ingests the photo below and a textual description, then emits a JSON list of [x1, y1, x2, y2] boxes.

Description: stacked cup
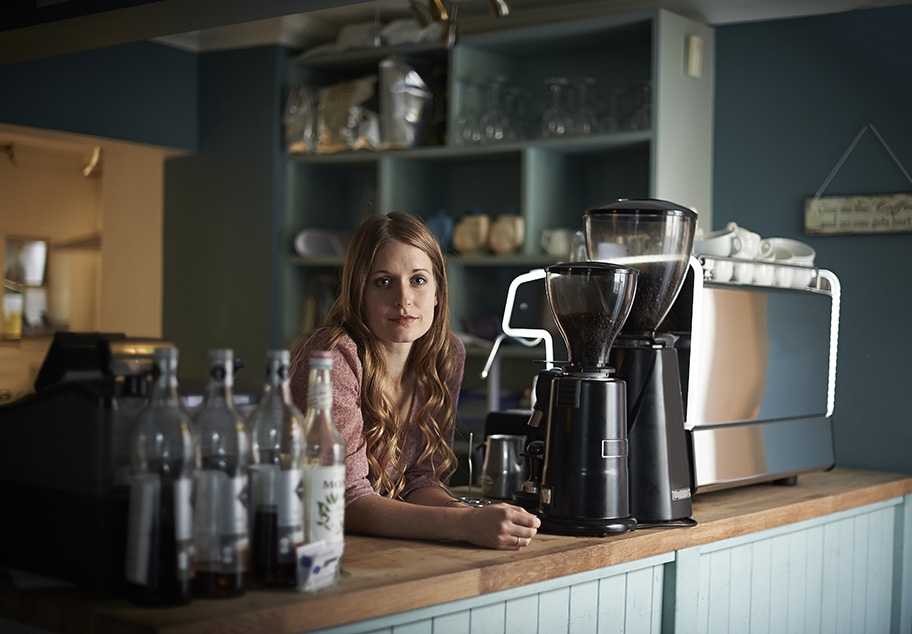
[[692, 222, 761, 283], [760, 237, 816, 288], [694, 223, 816, 289]]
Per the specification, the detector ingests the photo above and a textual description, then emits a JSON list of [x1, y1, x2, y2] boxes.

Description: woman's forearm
[[344, 489, 540, 550], [345, 493, 467, 542]]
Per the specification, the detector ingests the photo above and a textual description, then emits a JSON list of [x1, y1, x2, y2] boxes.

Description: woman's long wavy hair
[[318, 211, 457, 499]]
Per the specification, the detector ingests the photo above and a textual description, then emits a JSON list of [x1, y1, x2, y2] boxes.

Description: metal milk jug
[[481, 434, 525, 500]]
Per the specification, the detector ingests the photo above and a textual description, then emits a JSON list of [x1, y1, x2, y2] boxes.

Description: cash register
[[0, 333, 174, 594]]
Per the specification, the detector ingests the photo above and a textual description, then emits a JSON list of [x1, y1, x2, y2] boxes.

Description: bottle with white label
[[193, 348, 250, 598], [247, 349, 305, 588], [124, 347, 195, 606], [301, 351, 346, 570]]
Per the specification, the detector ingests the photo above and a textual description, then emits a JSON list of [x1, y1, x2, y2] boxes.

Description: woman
[[290, 211, 540, 550]]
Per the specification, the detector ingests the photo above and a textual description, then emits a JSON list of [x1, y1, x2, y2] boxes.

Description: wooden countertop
[[3, 467, 911, 634]]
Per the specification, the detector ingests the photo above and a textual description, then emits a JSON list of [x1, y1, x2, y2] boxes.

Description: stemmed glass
[[570, 77, 599, 136], [454, 79, 482, 146], [628, 81, 652, 130], [601, 86, 623, 133], [502, 85, 529, 141], [541, 77, 571, 139], [479, 75, 513, 144]]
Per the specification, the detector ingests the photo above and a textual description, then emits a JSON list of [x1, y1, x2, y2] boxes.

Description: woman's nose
[[395, 284, 412, 307]]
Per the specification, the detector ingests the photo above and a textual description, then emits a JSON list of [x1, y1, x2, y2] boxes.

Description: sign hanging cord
[[811, 123, 912, 204]]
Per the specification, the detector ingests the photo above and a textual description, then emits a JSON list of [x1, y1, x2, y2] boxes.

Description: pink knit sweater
[[290, 328, 466, 507]]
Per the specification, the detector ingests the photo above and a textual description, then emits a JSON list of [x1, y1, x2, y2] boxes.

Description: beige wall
[[0, 124, 166, 399], [98, 142, 164, 338]]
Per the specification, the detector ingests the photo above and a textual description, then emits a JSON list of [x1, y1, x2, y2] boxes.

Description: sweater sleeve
[[290, 329, 379, 507]]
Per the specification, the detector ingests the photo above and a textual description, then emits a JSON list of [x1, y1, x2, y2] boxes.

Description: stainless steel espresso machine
[[585, 199, 698, 527], [528, 262, 639, 536]]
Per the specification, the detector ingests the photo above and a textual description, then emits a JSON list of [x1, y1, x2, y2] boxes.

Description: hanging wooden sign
[[804, 192, 912, 235], [804, 123, 912, 236]]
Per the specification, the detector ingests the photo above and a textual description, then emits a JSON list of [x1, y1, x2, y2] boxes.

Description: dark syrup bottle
[[247, 350, 305, 588], [124, 348, 194, 606]]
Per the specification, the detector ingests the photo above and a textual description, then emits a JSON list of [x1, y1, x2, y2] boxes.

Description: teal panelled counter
[[1, 468, 910, 634]]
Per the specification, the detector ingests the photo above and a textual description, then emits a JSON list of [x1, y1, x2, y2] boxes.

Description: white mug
[[693, 221, 737, 257], [731, 227, 761, 259], [541, 228, 575, 258], [754, 249, 776, 286], [763, 237, 815, 264]]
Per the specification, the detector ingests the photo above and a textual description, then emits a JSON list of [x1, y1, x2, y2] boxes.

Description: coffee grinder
[[584, 199, 697, 526], [528, 262, 639, 536]]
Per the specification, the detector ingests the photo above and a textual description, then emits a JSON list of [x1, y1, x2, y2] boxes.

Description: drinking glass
[[570, 77, 599, 136], [502, 85, 528, 140], [541, 77, 571, 139], [479, 75, 513, 144], [628, 81, 652, 130], [600, 86, 623, 133], [454, 79, 482, 146]]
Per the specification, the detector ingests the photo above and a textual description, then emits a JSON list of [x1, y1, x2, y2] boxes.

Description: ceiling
[[1, 0, 909, 63], [154, 0, 912, 53]]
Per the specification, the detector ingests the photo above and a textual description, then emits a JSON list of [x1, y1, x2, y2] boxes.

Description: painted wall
[[0, 141, 101, 398], [713, 4, 912, 474], [162, 45, 287, 380], [0, 131, 166, 396], [0, 42, 198, 152]]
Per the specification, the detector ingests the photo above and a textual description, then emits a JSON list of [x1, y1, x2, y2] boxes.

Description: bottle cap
[[209, 348, 233, 362], [309, 350, 333, 369], [267, 349, 290, 363]]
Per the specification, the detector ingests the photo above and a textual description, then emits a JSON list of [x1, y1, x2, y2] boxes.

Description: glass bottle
[[193, 348, 249, 598], [301, 351, 346, 560], [247, 350, 305, 588], [124, 347, 195, 606]]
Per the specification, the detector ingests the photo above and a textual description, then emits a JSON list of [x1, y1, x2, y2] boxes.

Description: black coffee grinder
[[584, 199, 697, 527], [528, 262, 639, 536]]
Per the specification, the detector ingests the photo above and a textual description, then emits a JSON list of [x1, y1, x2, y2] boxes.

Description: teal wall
[[713, 4, 912, 475], [162, 45, 288, 380], [0, 41, 198, 151]]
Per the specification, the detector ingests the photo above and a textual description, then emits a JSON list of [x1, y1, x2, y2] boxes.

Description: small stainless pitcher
[[481, 434, 526, 500]]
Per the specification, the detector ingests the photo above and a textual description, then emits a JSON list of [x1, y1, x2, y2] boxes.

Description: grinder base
[[539, 515, 636, 537]]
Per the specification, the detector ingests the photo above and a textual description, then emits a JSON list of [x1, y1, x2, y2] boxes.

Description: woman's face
[[363, 240, 438, 349]]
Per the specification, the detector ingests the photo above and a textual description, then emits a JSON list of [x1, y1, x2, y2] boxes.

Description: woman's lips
[[393, 315, 417, 326]]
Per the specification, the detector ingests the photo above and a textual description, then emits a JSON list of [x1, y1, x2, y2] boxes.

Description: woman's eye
[[412, 275, 427, 285], [374, 277, 390, 287]]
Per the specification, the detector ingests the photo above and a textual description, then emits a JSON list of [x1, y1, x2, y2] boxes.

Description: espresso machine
[[528, 261, 639, 536], [584, 199, 698, 527]]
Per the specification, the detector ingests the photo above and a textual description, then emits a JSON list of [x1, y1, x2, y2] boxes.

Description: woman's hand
[[457, 503, 541, 550]]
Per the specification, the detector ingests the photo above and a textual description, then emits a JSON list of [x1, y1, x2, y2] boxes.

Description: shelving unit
[[281, 9, 715, 406]]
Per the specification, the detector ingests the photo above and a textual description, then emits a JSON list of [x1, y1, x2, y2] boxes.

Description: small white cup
[[731, 227, 761, 259], [693, 222, 737, 257], [541, 228, 576, 258], [733, 261, 755, 284], [753, 247, 776, 286], [762, 237, 815, 264], [712, 258, 734, 282], [766, 246, 795, 287], [754, 262, 775, 286]]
